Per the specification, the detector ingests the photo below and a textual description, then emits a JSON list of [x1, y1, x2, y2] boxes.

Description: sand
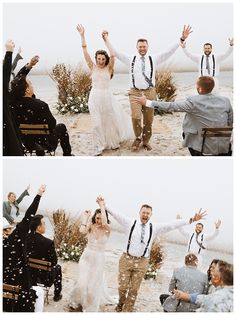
[[48, 86, 232, 157]]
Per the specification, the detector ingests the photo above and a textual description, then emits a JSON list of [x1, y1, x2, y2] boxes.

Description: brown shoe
[[115, 304, 123, 312], [143, 143, 152, 151], [131, 138, 141, 151]]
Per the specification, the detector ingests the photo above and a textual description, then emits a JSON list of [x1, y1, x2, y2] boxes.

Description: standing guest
[[27, 214, 63, 302], [133, 76, 233, 156], [176, 216, 221, 256], [102, 26, 192, 151], [3, 39, 24, 156], [174, 260, 233, 312], [3, 184, 30, 224], [10, 56, 73, 156], [160, 253, 208, 312], [181, 38, 233, 92], [3, 185, 46, 312], [76, 24, 133, 156], [96, 195, 207, 312]]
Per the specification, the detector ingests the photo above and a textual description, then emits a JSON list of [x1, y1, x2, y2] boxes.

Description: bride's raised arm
[[79, 210, 92, 234], [97, 196, 111, 233], [76, 24, 94, 70]]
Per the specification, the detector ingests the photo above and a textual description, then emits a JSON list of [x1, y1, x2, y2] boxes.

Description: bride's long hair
[[91, 209, 110, 224]]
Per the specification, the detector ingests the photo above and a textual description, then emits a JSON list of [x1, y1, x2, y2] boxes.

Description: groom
[[102, 25, 192, 151], [96, 196, 207, 312]]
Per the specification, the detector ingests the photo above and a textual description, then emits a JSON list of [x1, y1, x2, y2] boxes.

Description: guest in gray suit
[[133, 76, 233, 156], [3, 185, 30, 224], [160, 253, 208, 312]]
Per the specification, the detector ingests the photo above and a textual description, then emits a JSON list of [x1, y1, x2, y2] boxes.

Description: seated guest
[[3, 184, 30, 224], [3, 185, 46, 312], [174, 260, 233, 312], [27, 214, 63, 302], [206, 259, 219, 294], [160, 253, 208, 312], [10, 56, 73, 156], [133, 76, 233, 156]]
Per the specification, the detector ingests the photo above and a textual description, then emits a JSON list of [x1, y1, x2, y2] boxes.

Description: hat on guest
[[2, 217, 14, 229]]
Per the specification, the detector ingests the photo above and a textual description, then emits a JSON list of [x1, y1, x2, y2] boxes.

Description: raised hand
[[29, 55, 40, 67], [228, 37, 234, 46], [18, 46, 22, 55], [176, 214, 182, 219], [84, 210, 91, 217], [38, 184, 46, 196], [181, 25, 193, 41], [215, 219, 221, 229], [5, 39, 15, 52], [26, 184, 30, 191], [96, 195, 105, 207], [102, 30, 109, 41], [192, 208, 207, 222], [77, 24, 85, 36], [180, 41, 186, 48]]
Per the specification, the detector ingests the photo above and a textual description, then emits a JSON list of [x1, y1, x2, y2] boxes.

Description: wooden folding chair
[[28, 257, 54, 304], [3, 283, 21, 311], [201, 127, 233, 156], [19, 124, 56, 156]]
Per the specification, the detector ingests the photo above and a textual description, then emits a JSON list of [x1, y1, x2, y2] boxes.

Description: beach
[[29, 71, 233, 156], [42, 229, 233, 312]]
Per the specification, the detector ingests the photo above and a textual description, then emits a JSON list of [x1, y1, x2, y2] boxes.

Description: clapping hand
[[192, 208, 207, 222], [181, 25, 193, 41], [77, 24, 85, 36], [5, 40, 15, 52]]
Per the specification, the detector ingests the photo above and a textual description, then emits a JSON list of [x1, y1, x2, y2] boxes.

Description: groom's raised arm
[[153, 208, 207, 238]]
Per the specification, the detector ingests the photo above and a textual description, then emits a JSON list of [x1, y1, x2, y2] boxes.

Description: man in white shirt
[[102, 26, 192, 151], [177, 218, 221, 256], [96, 196, 207, 312], [181, 38, 233, 92]]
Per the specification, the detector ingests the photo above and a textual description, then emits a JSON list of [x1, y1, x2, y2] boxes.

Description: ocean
[[29, 71, 233, 106]]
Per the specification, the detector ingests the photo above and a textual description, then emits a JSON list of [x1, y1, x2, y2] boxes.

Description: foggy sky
[[3, 158, 233, 250], [3, 2, 233, 73]]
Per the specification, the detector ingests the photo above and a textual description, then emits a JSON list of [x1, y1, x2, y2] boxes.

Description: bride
[[77, 24, 133, 156], [69, 201, 115, 311]]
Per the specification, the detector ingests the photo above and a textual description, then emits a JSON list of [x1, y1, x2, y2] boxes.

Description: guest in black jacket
[[3, 39, 24, 156], [27, 214, 63, 301], [3, 185, 46, 312], [10, 56, 73, 156]]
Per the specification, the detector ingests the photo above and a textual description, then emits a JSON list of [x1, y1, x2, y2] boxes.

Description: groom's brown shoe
[[143, 143, 152, 151], [115, 304, 123, 312], [131, 138, 141, 151]]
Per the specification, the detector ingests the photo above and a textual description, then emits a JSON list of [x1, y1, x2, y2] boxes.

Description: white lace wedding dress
[[69, 233, 116, 312], [88, 66, 133, 154]]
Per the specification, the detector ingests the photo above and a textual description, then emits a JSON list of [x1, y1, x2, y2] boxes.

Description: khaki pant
[[118, 253, 149, 312], [128, 88, 156, 144]]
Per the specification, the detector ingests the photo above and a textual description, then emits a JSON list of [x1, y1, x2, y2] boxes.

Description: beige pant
[[118, 253, 149, 312], [128, 88, 156, 144]]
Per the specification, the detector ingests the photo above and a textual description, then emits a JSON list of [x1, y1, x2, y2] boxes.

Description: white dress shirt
[[178, 226, 220, 255], [182, 46, 233, 77], [113, 43, 180, 89], [106, 206, 190, 258]]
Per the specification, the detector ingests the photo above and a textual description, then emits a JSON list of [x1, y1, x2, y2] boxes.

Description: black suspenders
[[127, 220, 153, 257], [131, 56, 154, 89], [201, 55, 215, 77], [188, 232, 205, 254]]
